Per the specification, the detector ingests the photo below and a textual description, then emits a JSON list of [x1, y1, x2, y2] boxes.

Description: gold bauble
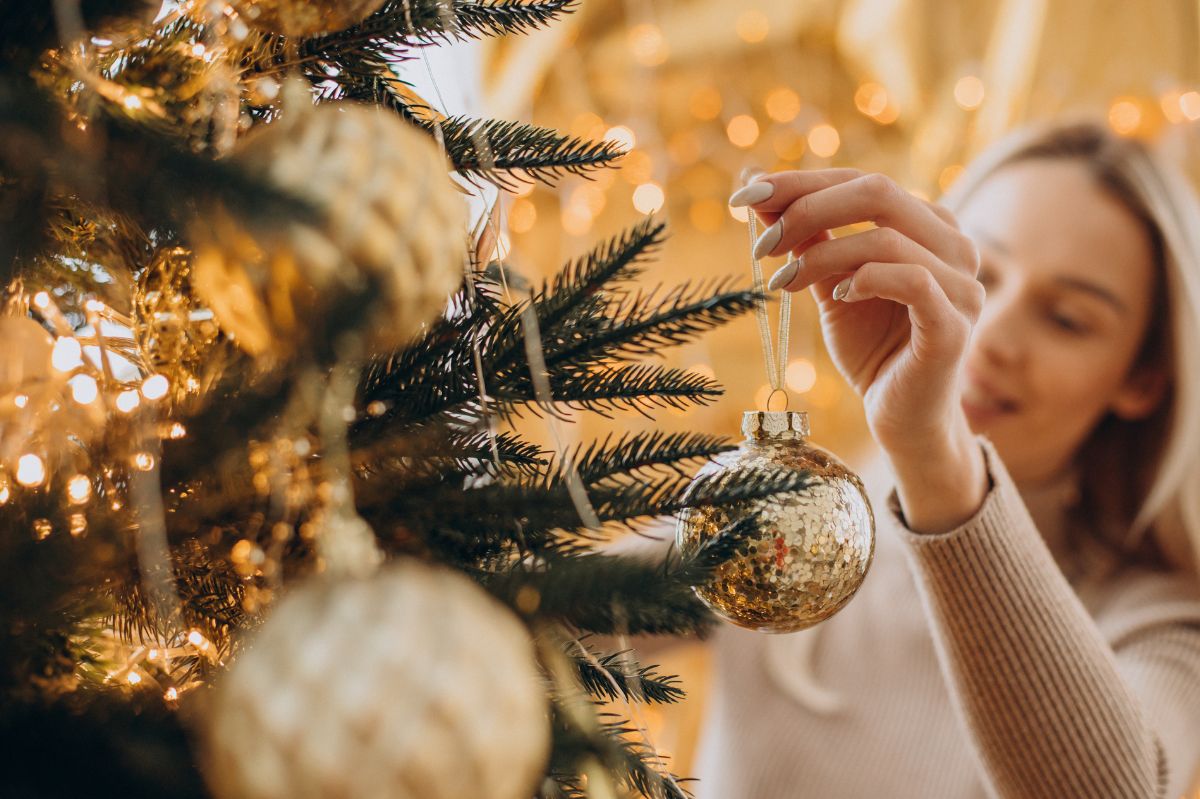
[[135, 247, 227, 403], [677, 411, 875, 633], [231, 0, 386, 37], [204, 557, 550, 799], [191, 89, 466, 356]]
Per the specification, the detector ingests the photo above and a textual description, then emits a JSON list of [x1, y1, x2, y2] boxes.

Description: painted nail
[[767, 258, 800, 291], [753, 221, 782, 259], [729, 181, 775, 207], [832, 276, 854, 301]]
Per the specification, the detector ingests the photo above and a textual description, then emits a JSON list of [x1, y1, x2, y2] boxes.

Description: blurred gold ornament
[[191, 85, 466, 356], [135, 247, 227, 403], [231, 0, 385, 37], [204, 556, 549, 799], [677, 411, 875, 633]]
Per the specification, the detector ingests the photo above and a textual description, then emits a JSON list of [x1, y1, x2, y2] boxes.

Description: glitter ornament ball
[[204, 559, 549, 799], [231, 0, 386, 37], [677, 410, 875, 633], [191, 85, 466, 357]]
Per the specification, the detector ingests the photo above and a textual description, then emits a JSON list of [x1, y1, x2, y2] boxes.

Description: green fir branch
[[573, 649, 686, 704], [567, 430, 735, 483], [435, 116, 626, 189]]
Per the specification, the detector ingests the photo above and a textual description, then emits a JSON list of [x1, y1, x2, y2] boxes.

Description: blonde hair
[[941, 120, 1200, 576]]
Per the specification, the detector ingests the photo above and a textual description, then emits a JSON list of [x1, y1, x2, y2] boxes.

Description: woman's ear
[[1110, 365, 1170, 420]]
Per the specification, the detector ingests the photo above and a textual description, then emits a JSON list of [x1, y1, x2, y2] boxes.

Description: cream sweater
[[690, 436, 1200, 798]]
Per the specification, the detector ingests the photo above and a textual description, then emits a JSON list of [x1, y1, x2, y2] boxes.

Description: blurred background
[[430, 0, 1200, 777]]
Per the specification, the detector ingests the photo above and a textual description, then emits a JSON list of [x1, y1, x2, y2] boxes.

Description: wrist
[[887, 421, 990, 534]]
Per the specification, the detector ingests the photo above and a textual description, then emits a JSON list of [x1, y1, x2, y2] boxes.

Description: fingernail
[[832, 276, 854, 301], [767, 258, 800, 291], [753, 221, 782, 259], [729, 180, 775, 207]]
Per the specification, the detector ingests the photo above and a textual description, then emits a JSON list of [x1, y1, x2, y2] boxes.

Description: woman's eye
[[1048, 311, 1089, 334]]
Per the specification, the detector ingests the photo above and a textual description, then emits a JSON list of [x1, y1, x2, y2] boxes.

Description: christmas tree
[[0, 2, 810, 796]]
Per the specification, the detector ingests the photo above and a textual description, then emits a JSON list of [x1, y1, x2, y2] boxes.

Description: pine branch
[[483, 551, 715, 637], [483, 217, 667, 375], [305, 0, 576, 54], [526, 364, 724, 420], [573, 649, 686, 704], [568, 430, 735, 483], [435, 115, 625, 189], [545, 280, 761, 366]]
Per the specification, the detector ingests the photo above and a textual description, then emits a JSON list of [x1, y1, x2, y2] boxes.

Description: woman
[[696, 122, 1200, 797]]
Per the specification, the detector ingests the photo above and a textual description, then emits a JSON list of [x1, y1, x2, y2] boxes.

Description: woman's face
[[954, 158, 1165, 484]]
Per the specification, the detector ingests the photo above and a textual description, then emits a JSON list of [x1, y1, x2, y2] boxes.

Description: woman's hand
[[730, 169, 989, 533]]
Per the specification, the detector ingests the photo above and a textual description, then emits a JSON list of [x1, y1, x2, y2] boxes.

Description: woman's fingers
[[734, 171, 977, 274], [772, 227, 984, 317], [729, 168, 864, 211], [836, 262, 973, 358]]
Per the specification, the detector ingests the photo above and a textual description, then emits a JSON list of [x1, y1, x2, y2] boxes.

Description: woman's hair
[[940, 120, 1200, 576]]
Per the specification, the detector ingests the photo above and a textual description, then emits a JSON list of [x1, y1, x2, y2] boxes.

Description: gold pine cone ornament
[[204, 558, 550, 799], [192, 88, 466, 357], [677, 411, 875, 633]]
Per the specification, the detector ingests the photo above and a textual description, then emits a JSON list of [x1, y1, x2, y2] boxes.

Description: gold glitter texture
[[677, 411, 875, 633]]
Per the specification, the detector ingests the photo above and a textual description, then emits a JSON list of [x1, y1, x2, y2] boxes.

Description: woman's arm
[[893, 435, 1200, 798]]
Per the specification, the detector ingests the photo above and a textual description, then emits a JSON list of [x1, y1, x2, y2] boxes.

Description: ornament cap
[[742, 410, 810, 440]]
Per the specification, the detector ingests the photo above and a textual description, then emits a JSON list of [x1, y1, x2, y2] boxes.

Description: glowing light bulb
[[605, 125, 636, 150], [726, 115, 760, 148], [133, 452, 156, 471], [13, 394, 27, 408], [1108, 98, 1143, 136], [168, 422, 187, 439], [67, 474, 91, 504], [126, 671, 142, 685], [141, 374, 169, 400], [808, 124, 841, 158], [69, 514, 87, 537], [116, 390, 141, 413], [69, 374, 99, 405], [953, 76, 985, 110], [0, 486, 9, 504], [632, 182, 665, 214], [32, 292, 51, 309], [785, 358, 817, 393], [1180, 91, 1200, 121], [84, 298, 106, 312], [165, 687, 179, 701], [51, 337, 84, 372], [123, 94, 142, 110], [16, 454, 46, 487]]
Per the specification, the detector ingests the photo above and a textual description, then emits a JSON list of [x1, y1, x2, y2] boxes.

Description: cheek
[[1024, 333, 1131, 426]]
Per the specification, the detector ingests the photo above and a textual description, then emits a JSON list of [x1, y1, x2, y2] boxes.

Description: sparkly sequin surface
[[677, 411, 875, 633]]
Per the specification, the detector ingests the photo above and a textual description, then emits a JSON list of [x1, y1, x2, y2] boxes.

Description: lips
[[961, 372, 1020, 419]]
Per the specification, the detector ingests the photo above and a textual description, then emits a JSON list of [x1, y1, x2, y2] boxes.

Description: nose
[[969, 286, 1027, 369]]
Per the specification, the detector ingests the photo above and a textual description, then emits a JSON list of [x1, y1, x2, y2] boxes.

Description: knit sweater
[[689, 435, 1200, 798]]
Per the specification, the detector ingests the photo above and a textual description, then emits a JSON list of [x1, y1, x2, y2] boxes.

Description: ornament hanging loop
[[745, 182, 793, 404], [766, 387, 789, 412]]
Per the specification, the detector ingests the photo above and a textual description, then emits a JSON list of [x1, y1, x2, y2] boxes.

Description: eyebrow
[[974, 232, 1129, 315]]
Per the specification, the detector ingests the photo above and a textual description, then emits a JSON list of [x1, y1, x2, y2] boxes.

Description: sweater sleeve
[[888, 435, 1200, 799]]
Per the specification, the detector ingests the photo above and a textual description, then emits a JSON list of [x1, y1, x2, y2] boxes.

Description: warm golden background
[[473, 0, 1200, 779]]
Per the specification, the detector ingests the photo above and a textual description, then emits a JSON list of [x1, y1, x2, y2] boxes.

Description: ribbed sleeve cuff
[[882, 435, 1163, 797]]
